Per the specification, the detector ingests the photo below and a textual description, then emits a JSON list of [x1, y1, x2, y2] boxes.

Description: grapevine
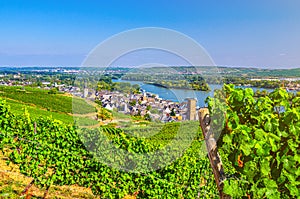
[[0, 98, 218, 198], [207, 84, 300, 198]]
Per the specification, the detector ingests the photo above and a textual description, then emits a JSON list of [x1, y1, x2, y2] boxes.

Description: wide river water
[[113, 79, 274, 107]]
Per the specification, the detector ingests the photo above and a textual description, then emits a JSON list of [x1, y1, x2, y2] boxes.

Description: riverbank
[[113, 79, 279, 107], [145, 81, 211, 91]]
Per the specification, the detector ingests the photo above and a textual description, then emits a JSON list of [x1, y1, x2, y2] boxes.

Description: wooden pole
[[198, 108, 231, 199], [20, 179, 35, 197]]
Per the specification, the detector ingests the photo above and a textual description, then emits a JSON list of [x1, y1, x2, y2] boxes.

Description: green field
[[6, 98, 74, 123], [0, 86, 95, 114], [0, 86, 98, 125]]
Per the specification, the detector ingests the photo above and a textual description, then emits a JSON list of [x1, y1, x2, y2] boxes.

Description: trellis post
[[198, 108, 231, 199]]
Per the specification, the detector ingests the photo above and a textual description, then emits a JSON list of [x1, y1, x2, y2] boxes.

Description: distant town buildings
[[89, 89, 199, 122], [2, 67, 300, 123]]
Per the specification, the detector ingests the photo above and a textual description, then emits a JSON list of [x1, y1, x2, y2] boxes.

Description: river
[[113, 79, 275, 107]]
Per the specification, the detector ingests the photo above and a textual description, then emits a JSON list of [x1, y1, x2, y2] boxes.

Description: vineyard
[[206, 85, 300, 198], [0, 86, 95, 115], [5, 98, 74, 124], [0, 85, 299, 198], [0, 86, 99, 127], [0, 98, 218, 198]]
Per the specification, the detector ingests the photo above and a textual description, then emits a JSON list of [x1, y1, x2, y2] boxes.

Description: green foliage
[[5, 98, 74, 124], [97, 80, 112, 91], [146, 105, 152, 111], [0, 99, 219, 198], [144, 113, 152, 121], [48, 87, 58, 94], [129, 100, 136, 107], [94, 99, 102, 106], [97, 107, 113, 121], [112, 82, 140, 94], [0, 86, 95, 114], [96, 76, 140, 94], [122, 73, 211, 91], [207, 84, 300, 198]]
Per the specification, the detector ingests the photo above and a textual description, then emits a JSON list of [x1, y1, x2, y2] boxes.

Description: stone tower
[[186, 98, 197, 120], [83, 81, 88, 98]]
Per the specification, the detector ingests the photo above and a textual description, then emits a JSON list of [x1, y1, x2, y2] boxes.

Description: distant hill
[[1, 66, 300, 78]]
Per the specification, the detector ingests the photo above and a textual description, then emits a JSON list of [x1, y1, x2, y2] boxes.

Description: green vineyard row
[[0, 98, 218, 198]]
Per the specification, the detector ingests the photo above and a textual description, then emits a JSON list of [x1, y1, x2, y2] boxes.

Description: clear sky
[[0, 0, 300, 68]]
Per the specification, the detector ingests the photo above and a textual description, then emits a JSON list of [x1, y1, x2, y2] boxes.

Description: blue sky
[[0, 0, 300, 68]]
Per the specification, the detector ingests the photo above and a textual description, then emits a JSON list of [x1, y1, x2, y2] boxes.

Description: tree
[[170, 108, 176, 116], [146, 105, 152, 111], [144, 113, 152, 121], [97, 107, 112, 121], [48, 88, 58, 94], [129, 100, 136, 107], [97, 81, 111, 91], [95, 99, 102, 106]]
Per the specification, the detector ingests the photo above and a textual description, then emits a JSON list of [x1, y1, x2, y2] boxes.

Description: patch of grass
[[74, 116, 99, 127], [111, 110, 131, 120]]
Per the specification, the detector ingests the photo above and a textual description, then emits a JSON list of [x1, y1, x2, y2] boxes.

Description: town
[[1, 67, 300, 124], [0, 70, 200, 122], [90, 89, 199, 122]]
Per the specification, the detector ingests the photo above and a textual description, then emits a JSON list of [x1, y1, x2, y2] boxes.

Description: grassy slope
[[0, 86, 142, 128], [0, 86, 95, 114], [6, 99, 74, 124], [0, 86, 99, 126]]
